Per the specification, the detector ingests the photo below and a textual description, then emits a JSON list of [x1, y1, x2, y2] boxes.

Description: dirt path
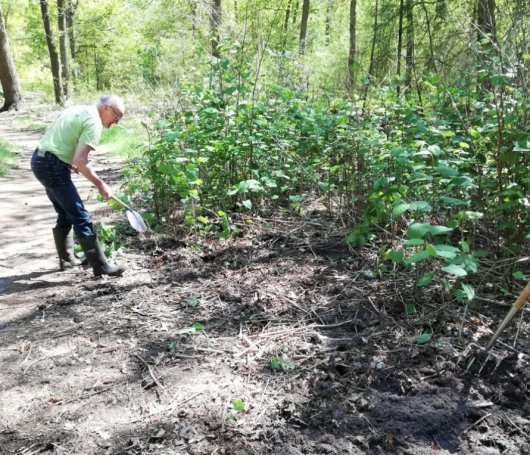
[[0, 111, 528, 455]]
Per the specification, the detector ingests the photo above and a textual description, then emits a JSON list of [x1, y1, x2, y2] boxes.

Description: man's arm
[[71, 143, 112, 199]]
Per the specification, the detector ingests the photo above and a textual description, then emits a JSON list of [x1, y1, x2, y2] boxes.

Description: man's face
[[103, 104, 124, 128]]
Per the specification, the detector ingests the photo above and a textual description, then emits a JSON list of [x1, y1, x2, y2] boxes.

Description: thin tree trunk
[[299, 0, 310, 55], [284, 0, 292, 31], [40, 0, 63, 104], [396, 0, 404, 97], [0, 6, 23, 111], [477, 0, 496, 42], [57, 0, 69, 100], [66, 0, 77, 60], [325, 0, 333, 45], [292, 0, 299, 25], [210, 0, 222, 58], [405, 0, 414, 89], [346, 0, 357, 90], [421, 2, 437, 73], [362, 0, 378, 104]]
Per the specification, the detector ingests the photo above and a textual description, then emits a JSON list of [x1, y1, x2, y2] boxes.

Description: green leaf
[[513, 271, 528, 280], [270, 356, 281, 370], [429, 225, 453, 236], [417, 271, 435, 287], [460, 240, 470, 253], [192, 322, 205, 332], [231, 399, 245, 412], [168, 341, 177, 351], [440, 196, 470, 207], [407, 250, 431, 264], [386, 250, 404, 264], [404, 239, 425, 247], [407, 222, 431, 239], [409, 201, 432, 212], [196, 216, 209, 225], [405, 304, 417, 315], [432, 244, 459, 259], [499, 287, 513, 297], [441, 263, 468, 276], [461, 283, 475, 301], [457, 211, 483, 221], [392, 202, 410, 217], [416, 332, 433, 344], [436, 165, 459, 177], [242, 200, 252, 210], [426, 244, 437, 256]]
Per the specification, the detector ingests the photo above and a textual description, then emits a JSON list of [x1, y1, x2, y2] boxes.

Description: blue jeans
[[31, 149, 94, 238]]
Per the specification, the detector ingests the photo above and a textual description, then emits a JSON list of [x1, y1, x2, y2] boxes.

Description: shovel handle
[[514, 281, 530, 311], [110, 195, 133, 212], [485, 281, 530, 351]]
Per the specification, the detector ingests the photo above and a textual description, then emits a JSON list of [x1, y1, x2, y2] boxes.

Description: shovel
[[461, 281, 530, 375], [110, 195, 149, 233]]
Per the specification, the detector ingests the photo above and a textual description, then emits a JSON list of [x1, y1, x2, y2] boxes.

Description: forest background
[[0, 0, 529, 305]]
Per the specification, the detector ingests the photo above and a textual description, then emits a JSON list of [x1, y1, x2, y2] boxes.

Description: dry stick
[[133, 354, 168, 397], [464, 413, 492, 434], [502, 411, 525, 434], [62, 385, 114, 405], [131, 392, 204, 422]]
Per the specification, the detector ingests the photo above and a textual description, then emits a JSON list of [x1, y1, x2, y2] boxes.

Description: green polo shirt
[[38, 105, 102, 165]]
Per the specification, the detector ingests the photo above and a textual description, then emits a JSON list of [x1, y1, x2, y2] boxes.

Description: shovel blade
[[126, 209, 148, 233]]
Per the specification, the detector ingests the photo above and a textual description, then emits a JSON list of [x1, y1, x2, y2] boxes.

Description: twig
[[502, 411, 525, 434], [312, 319, 357, 329], [133, 354, 168, 396], [61, 385, 114, 405], [420, 369, 446, 381], [464, 413, 492, 433]]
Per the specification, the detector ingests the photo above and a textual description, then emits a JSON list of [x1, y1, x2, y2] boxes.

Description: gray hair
[[98, 94, 124, 111]]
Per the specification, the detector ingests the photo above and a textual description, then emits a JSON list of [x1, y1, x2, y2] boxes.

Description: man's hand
[[97, 182, 112, 200]]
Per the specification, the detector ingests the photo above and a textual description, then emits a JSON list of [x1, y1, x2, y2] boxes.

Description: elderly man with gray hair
[[31, 95, 126, 277]]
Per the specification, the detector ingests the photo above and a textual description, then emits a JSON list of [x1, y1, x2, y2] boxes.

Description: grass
[[12, 114, 48, 133], [99, 117, 147, 159], [0, 139, 19, 177]]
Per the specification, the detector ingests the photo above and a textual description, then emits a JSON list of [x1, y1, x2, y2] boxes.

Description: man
[[31, 95, 126, 277]]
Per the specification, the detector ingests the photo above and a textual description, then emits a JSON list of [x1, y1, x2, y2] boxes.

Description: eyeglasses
[[107, 105, 123, 123]]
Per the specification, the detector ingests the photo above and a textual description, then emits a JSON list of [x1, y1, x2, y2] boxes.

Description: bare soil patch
[[0, 111, 529, 455]]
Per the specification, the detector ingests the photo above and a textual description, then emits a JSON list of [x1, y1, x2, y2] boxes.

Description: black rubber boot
[[79, 234, 125, 277], [52, 227, 81, 271]]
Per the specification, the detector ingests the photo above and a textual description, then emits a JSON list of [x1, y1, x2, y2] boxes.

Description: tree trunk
[[292, 0, 299, 25], [284, 0, 292, 31], [405, 0, 414, 89], [362, 0, 378, 104], [40, 0, 63, 104], [299, 0, 310, 55], [57, 0, 70, 100], [421, 2, 437, 73], [66, 0, 77, 60], [325, 0, 333, 45], [346, 0, 357, 90], [0, 6, 23, 111], [476, 0, 496, 43], [210, 0, 222, 58], [396, 0, 404, 97]]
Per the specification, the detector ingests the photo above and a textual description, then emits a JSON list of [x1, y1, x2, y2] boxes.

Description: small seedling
[[167, 341, 177, 351], [269, 350, 295, 372], [185, 298, 199, 308], [226, 398, 246, 421], [179, 322, 205, 334]]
